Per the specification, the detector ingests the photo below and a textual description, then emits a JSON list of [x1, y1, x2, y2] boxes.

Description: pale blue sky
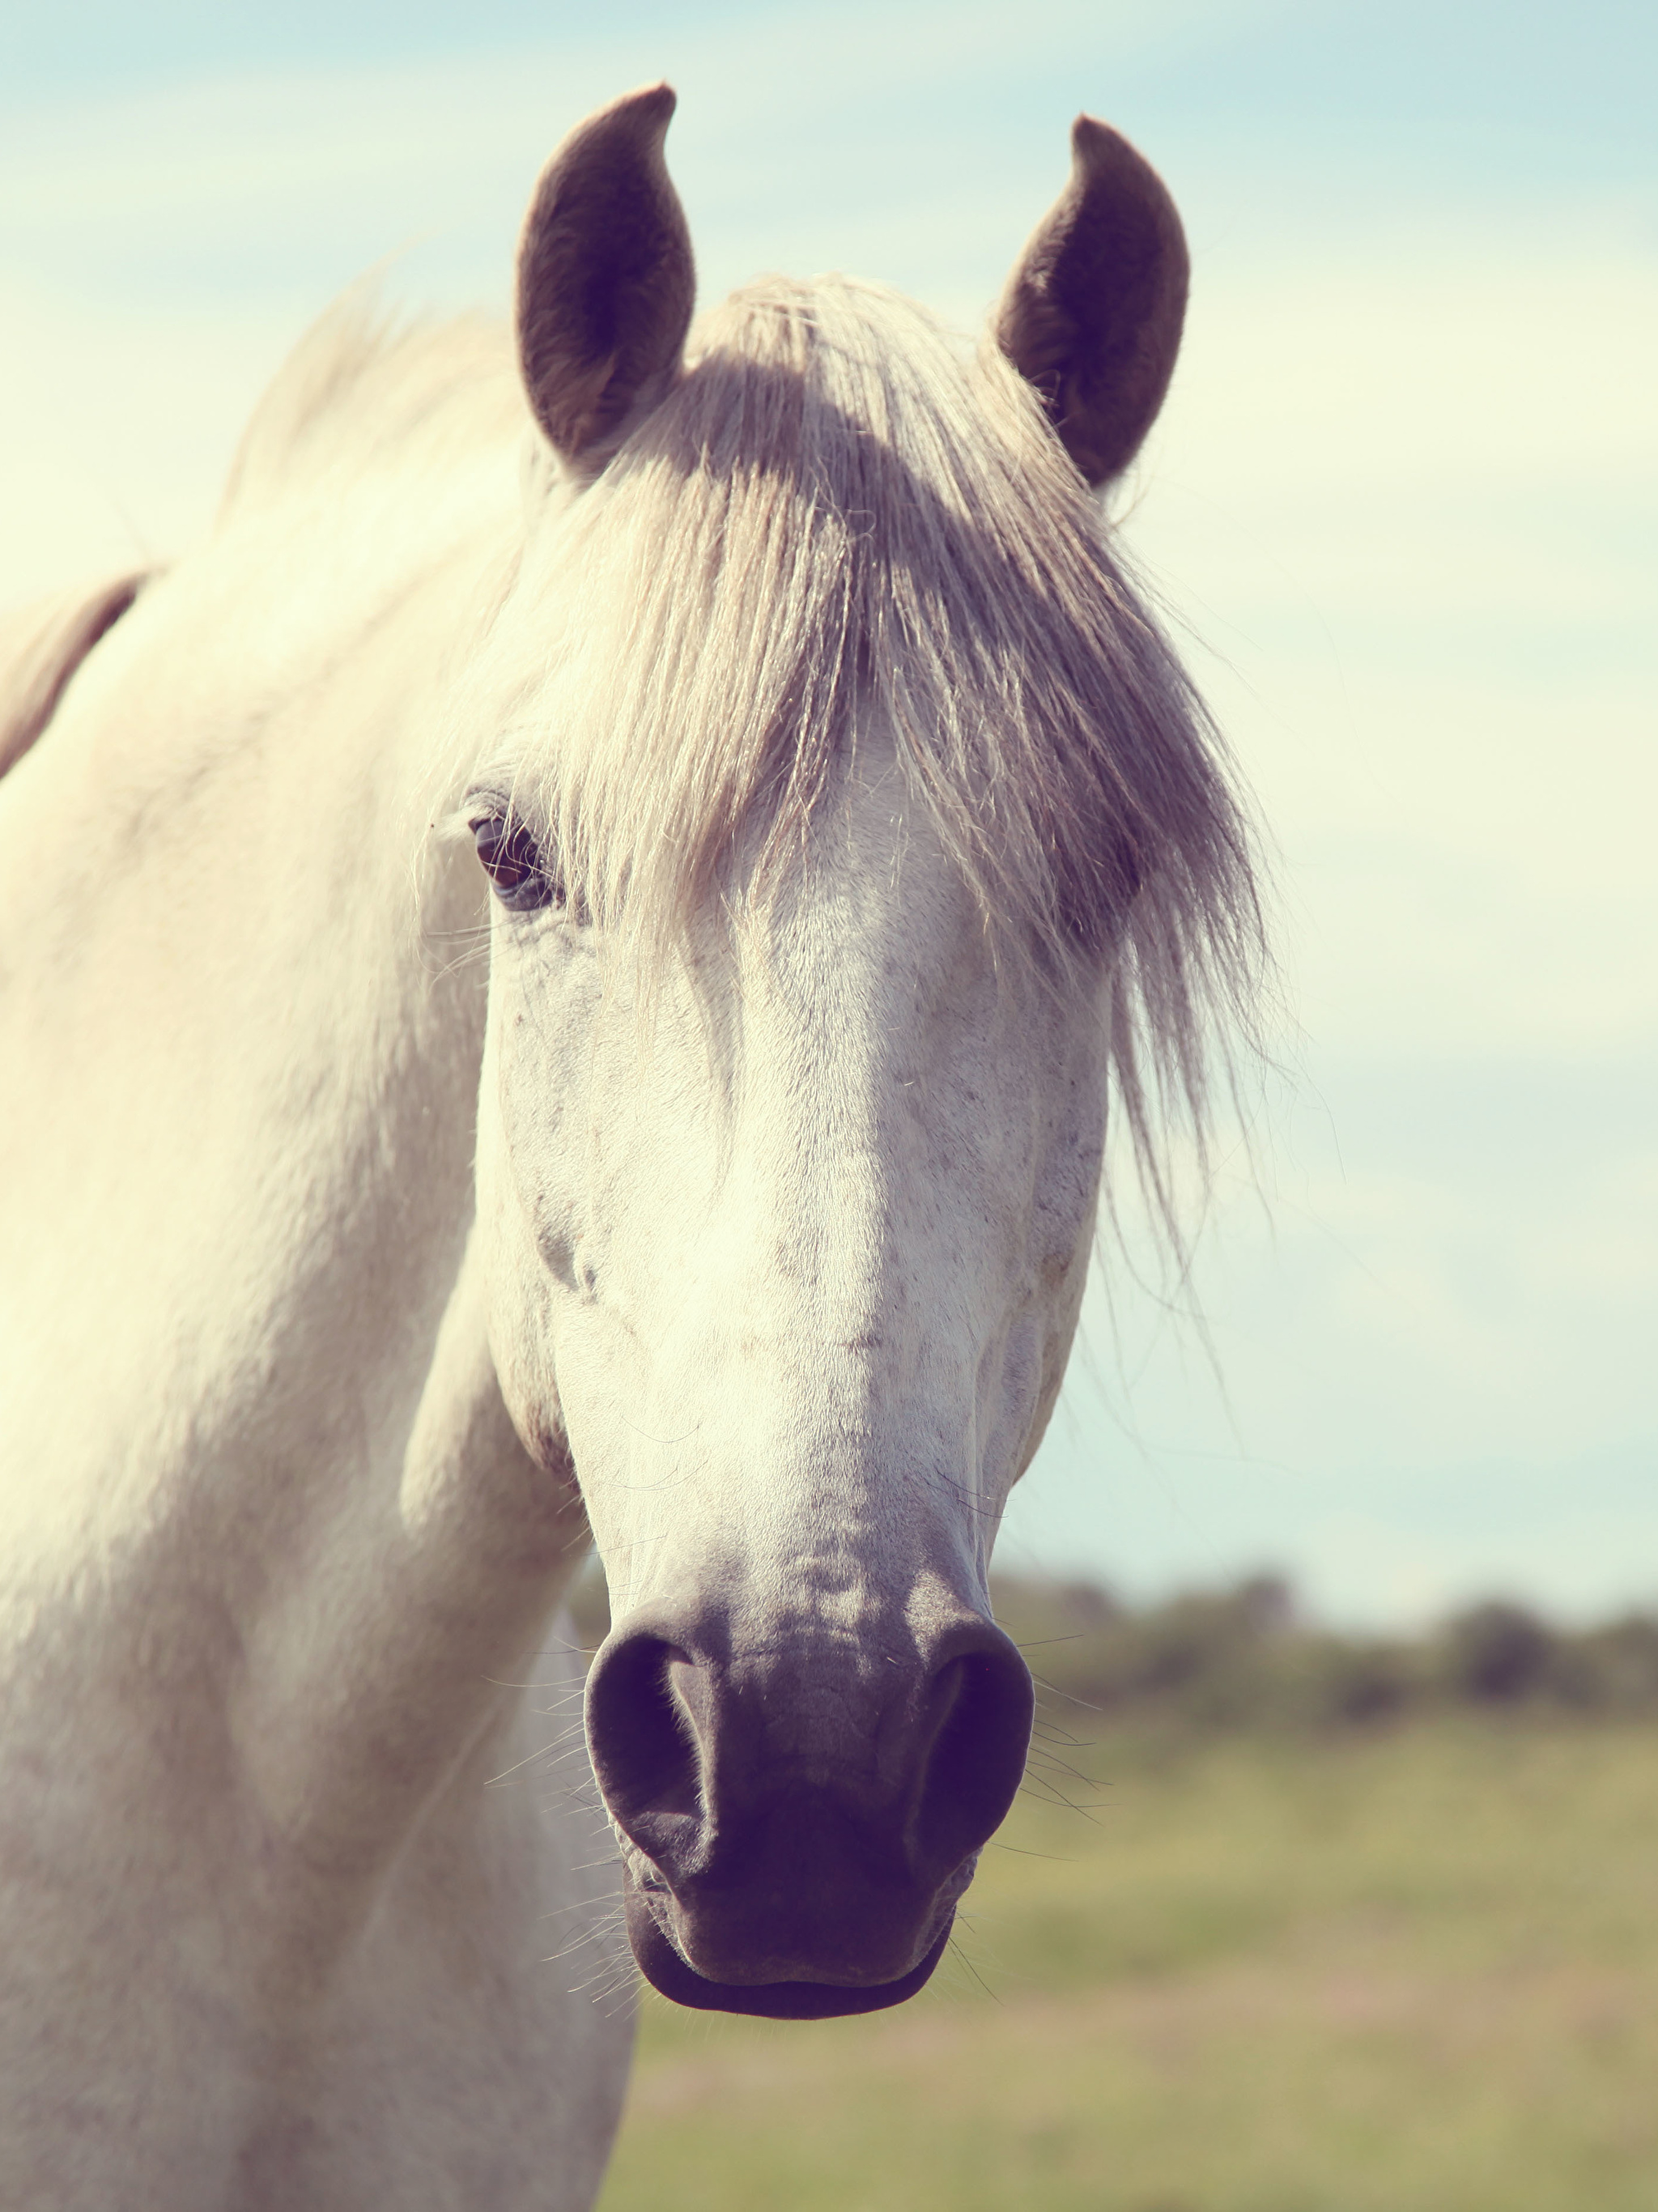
[[5, 1, 1655, 1623]]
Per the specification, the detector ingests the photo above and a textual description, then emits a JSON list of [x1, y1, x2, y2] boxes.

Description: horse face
[[472, 739, 1107, 2015], [458, 74, 1204, 2021]]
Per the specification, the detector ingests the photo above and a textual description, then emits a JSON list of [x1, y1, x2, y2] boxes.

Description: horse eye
[[471, 815, 559, 911]]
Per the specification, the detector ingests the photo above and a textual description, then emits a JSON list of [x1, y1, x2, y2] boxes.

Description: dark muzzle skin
[[585, 1611, 1035, 2018], [622, 1888, 956, 2018]]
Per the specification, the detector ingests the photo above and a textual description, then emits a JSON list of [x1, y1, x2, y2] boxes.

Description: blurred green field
[[594, 1721, 1658, 2211]]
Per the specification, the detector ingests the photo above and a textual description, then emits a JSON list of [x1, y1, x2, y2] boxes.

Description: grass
[[593, 1719, 1658, 2211]]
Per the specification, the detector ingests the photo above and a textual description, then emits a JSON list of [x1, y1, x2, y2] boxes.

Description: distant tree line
[[986, 1573, 1658, 1733]]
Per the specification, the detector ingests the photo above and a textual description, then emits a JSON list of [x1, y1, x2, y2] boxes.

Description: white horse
[[0, 86, 1259, 2210]]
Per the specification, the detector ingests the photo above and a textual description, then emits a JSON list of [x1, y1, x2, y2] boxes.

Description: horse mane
[[217, 292, 524, 524], [466, 274, 1267, 1197]]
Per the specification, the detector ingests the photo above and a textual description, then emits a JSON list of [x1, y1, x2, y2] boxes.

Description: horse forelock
[[468, 274, 1266, 1187]]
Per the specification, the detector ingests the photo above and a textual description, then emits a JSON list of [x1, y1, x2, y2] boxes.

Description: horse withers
[[0, 86, 1258, 2211]]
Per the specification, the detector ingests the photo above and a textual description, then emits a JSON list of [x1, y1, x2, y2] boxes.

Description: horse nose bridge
[[639, 1124, 892, 1380], [641, 988, 1017, 1401], [708, 989, 937, 1325], [727, 1142, 896, 1343]]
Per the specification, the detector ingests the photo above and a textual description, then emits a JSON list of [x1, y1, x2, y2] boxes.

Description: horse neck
[[0, 423, 612, 1993], [0, 466, 510, 1591]]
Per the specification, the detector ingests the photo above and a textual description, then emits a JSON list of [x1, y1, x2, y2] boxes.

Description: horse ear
[[516, 83, 695, 471], [995, 117, 1189, 487], [0, 570, 148, 781]]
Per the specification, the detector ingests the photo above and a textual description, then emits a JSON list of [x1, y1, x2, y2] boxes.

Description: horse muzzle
[[585, 1610, 1034, 2018]]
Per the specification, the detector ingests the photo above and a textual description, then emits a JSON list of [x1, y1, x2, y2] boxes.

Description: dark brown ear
[[995, 117, 1189, 487], [516, 83, 695, 470]]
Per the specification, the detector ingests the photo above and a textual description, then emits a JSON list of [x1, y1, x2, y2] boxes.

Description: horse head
[[462, 86, 1244, 2018]]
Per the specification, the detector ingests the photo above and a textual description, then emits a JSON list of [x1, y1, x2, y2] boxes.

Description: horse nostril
[[912, 1627, 1035, 1877], [585, 1632, 704, 1853]]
